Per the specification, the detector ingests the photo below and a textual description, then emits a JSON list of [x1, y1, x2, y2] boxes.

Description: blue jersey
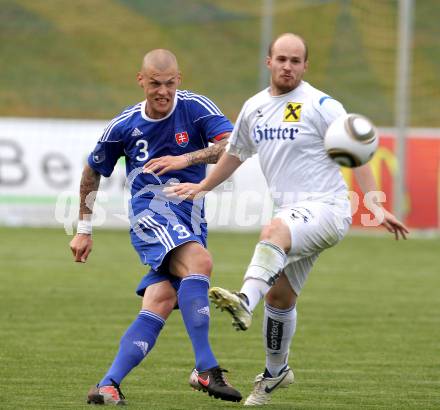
[[87, 90, 232, 284], [88, 90, 233, 223]]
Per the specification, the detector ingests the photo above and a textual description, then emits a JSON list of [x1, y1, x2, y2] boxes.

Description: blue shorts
[[135, 268, 182, 297], [130, 206, 207, 296]]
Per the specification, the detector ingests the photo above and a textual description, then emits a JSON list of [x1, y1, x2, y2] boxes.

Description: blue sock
[[99, 310, 165, 386], [177, 274, 218, 372]]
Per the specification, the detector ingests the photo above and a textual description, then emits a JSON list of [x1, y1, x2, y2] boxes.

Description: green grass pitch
[[1, 228, 439, 409]]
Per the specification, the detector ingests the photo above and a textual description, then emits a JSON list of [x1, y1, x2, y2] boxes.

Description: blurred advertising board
[[0, 118, 439, 231], [343, 129, 440, 229]]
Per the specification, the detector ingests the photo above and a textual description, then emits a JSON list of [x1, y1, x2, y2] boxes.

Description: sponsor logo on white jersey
[[253, 125, 299, 144], [283, 102, 302, 122]]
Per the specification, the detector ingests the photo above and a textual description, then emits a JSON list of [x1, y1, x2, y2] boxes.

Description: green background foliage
[[1, 0, 439, 125]]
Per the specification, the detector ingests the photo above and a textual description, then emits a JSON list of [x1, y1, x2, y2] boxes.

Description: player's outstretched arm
[[165, 151, 243, 200], [69, 165, 101, 262], [143, 134, 229, 176], [353, 163, 409, 240]]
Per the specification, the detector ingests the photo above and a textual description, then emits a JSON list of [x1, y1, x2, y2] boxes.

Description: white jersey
[[227, 81, 349, 209]]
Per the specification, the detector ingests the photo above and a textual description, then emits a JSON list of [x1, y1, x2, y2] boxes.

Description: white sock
[[240, 279, 270, 312], [240, 241, 286, 311], [263, 303, 297, 377]]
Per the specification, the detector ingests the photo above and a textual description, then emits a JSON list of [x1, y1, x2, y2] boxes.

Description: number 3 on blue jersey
[[173, 224, 190, 239], [135, 139, 149, 161]]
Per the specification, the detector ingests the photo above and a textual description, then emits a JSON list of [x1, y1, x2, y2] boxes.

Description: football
[[324, 113, 378, 167]]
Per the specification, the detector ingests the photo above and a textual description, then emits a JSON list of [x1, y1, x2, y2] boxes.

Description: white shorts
[[275, 200, 352, 295]]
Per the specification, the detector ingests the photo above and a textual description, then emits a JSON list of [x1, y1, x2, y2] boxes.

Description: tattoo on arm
[[79, 165, 101, 219], [184, 138, 229, 165]]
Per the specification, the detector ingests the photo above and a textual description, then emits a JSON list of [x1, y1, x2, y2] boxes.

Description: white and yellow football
[[325, 113, 378, 168]]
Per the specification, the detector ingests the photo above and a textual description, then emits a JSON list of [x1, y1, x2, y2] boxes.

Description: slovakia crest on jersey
[[175, 131, 189, 147]]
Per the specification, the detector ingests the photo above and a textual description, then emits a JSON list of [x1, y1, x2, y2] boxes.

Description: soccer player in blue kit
[[69, 49, 242, 404]]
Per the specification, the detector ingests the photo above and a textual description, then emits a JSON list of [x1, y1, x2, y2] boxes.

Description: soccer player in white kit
[[166, 33, 409, 406]]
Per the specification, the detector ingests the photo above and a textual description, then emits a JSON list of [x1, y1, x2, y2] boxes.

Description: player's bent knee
[[143, 296, 176, 318], [142, 282, 177, 318], [170, 242, 213, 276], [192, 250, 213, 276], [260, 219, 291, 253], [260, 224, 274, 241], [157, 295, 178, 312], [186, 243, 213, 274], [260, 218, 286, 239]]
